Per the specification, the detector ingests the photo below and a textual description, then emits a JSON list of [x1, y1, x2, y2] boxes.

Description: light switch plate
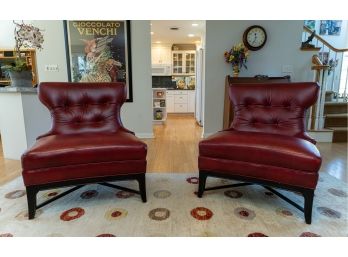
[[45, 64, 59, 72]]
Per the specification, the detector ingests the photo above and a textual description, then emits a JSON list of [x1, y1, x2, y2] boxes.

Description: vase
[[9, 70, 32, 87], [232, 65, 239, 77]]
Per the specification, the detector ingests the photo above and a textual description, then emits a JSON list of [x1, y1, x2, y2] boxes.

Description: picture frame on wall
[[63, 20, 133, 102], [319, 52, 329, 65], [319, 20, 342, 36], [304, 20, 315, 30]]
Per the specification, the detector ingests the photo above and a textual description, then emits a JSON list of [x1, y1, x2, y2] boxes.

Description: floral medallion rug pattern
[[0, 173, 347, 237]]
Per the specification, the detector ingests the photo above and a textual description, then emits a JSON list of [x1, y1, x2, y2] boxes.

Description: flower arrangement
[[2, 21, 44, 72], [224, 43, 249, 75]]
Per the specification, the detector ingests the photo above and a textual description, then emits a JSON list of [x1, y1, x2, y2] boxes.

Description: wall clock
[[243, 25, 267, 51]]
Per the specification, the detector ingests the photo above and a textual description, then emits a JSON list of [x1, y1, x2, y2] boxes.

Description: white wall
[[312, 20, 348, 48], [0, 20, 20, 48], [22, 94, 51, 148], [31, 21, 69, 82], [0, 93, 27, 159], [0, 20, 153, 137], [203, 20, 314, 136], [123, 21, 153, 138]]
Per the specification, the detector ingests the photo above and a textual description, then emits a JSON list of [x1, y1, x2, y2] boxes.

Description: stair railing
[[308, 55, 330, 130], [303, 26, 348, 101]]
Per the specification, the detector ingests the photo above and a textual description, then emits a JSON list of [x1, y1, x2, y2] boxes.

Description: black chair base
[[198, 170, 315, 224], [26, 173, 147, 220]]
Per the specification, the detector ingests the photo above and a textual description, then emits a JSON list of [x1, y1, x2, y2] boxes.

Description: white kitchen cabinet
[[174, 103, 188, 113], [174, 94, 188, 104], [166, 95, 174, 113], [151, 45, 172, 65], [188, 90, 196, 113], [172, 51, 196, 75], [166, 90, 195, 113]]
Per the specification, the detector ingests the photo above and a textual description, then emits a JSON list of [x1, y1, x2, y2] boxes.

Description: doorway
[[150, 21, 205, 133]]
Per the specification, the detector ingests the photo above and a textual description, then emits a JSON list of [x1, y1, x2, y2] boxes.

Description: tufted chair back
[[38, 82, 128, 136], [228, 82, 319, 141]]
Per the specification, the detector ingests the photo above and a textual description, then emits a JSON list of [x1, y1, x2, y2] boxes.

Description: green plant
[[2, 58, 30, 73]]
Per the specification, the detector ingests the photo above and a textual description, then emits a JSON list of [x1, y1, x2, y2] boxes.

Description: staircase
[[302, 25, 348, 142], [324, 92, 348, 142]]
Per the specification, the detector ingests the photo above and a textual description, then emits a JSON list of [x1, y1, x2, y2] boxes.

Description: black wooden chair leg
[[197, 172, 207, 198], [26, 186, 38, 220], [137, 174, 147, 203], [303, 190, 314, 224]]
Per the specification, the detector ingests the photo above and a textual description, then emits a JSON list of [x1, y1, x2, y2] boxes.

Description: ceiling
[[151, 20, 205, 44]]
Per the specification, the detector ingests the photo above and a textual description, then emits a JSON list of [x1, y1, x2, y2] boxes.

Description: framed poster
[[319, 20, 342, 36], [63, 20, 133, 102]]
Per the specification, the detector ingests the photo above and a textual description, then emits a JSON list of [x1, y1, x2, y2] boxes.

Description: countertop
[[153, 87, 195, 91], [0, 86, 37, 93]]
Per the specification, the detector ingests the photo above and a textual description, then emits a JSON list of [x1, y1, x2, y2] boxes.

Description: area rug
[[0, 173, 347, 237]]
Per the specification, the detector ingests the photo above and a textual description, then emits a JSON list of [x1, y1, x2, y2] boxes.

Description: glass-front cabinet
[[185, 52, 195, 74], [172, 52, 183, 74], [172, 50, 195, 75]]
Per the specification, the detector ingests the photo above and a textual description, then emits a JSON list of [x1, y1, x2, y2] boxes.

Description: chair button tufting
[[272, 118, 280, 126], [283, 101, 291, 108], [263, 100, 272, 106], [250, 118, 257, 124]]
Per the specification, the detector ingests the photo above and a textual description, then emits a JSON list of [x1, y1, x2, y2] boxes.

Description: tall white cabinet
[[188, 90, 195, 113]]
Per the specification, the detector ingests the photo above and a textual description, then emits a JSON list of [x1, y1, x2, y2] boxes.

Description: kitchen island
[[0, 87, 51, 160]]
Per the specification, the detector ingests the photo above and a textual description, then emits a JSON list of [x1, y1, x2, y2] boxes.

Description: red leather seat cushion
[[22, 132, 147, 172], [199, 131, 321, 173], [22, 160, 146, 186], [198, 156, 318, 189]]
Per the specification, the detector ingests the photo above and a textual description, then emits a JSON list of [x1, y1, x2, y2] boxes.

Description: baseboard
[[308, 129, 333, 143], [135, 133, 154, 139], [202, 132, 214, 138]]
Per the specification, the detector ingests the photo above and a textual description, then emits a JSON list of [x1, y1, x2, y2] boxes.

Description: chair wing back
[[38, 82, 127, 136], [228, 82, 319, 140]]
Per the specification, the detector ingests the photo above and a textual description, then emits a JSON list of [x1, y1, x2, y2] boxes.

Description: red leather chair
[[198, 82, 321, 224], [21, 82, 147, 219]]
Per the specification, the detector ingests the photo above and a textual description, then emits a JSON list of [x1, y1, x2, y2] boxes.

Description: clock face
[[243, 25, 267, 51]]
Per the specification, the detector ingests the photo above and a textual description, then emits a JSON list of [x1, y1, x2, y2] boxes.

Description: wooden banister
[[311, 65, 330, 70], [311, 55, 330, 70], [312, 55, 323, 65], [303, 26, 348, 53]]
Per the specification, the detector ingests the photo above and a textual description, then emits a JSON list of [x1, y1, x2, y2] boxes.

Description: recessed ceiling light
[[192, 23, 199, 27], [188, 34, 194, 37], [151, 31, 154, 35], [155, 41, 161, 44]]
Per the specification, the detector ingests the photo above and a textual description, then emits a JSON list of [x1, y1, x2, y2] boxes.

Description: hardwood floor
[[0, 114, 347, 185], [316, 142, 347, 182], [145, 114, 203, 173], [0, 142, 22, 185]]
